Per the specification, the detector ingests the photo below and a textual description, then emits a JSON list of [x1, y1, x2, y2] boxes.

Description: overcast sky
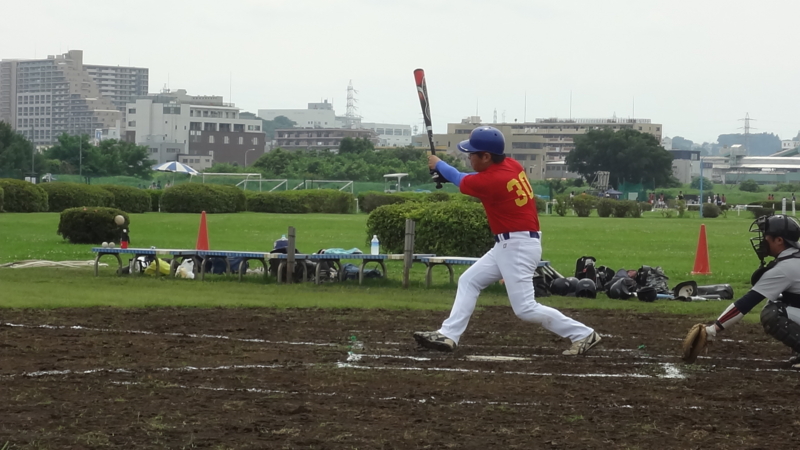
[[3, 0, 799, 143]]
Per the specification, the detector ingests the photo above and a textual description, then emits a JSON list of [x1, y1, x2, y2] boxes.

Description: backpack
[[635, 265, 670, 294]]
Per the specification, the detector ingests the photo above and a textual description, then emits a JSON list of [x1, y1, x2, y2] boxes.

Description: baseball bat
[[413, 68, 445, 189]]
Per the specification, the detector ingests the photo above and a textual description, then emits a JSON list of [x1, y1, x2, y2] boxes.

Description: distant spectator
[[793, 193, 796, 203], [156, 181, 162, 189], [677, 191, 684, 201], [721, 194, 726, 205]]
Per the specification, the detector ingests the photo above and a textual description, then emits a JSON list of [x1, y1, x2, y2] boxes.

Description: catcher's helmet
[[550, 278, 570, 296], [457, 126, 505, 155], [637, 286, 657, 302], [575, 279, 597, 299], [750, 214, 800, 260]]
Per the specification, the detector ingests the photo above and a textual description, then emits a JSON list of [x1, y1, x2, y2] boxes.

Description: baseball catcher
[[682, 214, 800, 366]]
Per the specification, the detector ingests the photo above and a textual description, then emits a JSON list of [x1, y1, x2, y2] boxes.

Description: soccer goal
[[299, 180, 354, 193], [193, 172, 285, 191]]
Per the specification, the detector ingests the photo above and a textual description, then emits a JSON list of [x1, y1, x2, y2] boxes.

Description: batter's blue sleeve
[[435, 161, 474, 187]]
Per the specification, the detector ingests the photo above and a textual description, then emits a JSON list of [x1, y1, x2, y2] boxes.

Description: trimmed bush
[[98, 184, 151, 213], [40, 182, 114, 212], [148, 190, 163, 212], [535, 196, 546, 213], [366, 202, 426, 253], [0, 186, 3, 212], [357, 191, 420, 213], [702, 203, 721, 218], [213, 185, 247, 212], [571, 194, 596, 217], [160, 183, 238, 213], [597, 198, 617, 217], [367, 201, 492, 257], [57, 207, 129, 244], [639, 202, 653, 212], [612, 200, 641, 218], [0, 179, 48, 212], [428, 192, 451, 203], [248, 192, 309, 214], [291, 190, 354, 213], [248, 190, 354, 214], [624, 200, 642, 218], [554, 194, 572, 216], [750, 206, 774, 219], [739, 179, 760, 192]]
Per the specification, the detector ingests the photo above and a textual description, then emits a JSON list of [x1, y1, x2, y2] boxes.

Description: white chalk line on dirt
[[345, 353, 686, 379], [4, 321, 788, 367], [106, 380, 799, 413], [1, 322, 337, 347]]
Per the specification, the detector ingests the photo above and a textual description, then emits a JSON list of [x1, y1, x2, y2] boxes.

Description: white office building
[[360, 122, 412, 147], [126, 89, 265, 169]]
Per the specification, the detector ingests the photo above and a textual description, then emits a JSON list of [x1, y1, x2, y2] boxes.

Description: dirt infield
[[1, 307, 798, 449]]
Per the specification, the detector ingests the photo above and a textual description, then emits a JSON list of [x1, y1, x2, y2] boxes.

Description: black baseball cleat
[[413, 331, 456, 352]]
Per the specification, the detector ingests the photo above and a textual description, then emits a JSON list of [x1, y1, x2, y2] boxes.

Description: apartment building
[[0, 50, 147, 146], [273, 128, 378, 151], [125, 89, 266, 169], [421, 116, 663, 181], [360, 122, 412, 147]]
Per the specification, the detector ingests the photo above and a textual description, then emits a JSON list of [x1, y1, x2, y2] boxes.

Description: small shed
[[384, 173, 408, 193]]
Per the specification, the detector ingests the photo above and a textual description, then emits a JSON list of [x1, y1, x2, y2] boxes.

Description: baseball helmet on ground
[[575, 279, 597, 299], [608, 279, 633, 300], [672, 280, 698, 299], [457, 126, 505, 155], [565, 277, 580, 295], [637, 286, 657, 302], [550, 278, 570, 296]]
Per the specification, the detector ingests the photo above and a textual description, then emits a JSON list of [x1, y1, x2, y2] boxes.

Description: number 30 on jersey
[[507, 172, 534, 206]]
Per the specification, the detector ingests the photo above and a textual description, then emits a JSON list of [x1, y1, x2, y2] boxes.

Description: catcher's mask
[[750, 214, 800, 262]]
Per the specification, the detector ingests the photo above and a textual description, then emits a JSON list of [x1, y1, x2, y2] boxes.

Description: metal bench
[[418, 256, 553, 287], [91, 248, 199, 277]]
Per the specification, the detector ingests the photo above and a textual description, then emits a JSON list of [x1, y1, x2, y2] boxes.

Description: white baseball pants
[[438, 233, 594, 344]]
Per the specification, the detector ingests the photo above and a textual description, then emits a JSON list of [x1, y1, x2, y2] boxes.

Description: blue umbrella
[[152, 161, 199, 185], [152, 161, 199, 174]]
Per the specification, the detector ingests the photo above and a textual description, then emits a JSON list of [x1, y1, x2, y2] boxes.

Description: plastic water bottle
[[370, 235, 380, 255]]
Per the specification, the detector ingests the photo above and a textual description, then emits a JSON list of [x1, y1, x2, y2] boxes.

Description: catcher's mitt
[[681, 323, 708, 363]]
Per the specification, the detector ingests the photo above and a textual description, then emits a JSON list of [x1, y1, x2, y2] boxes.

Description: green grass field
[[0, 210, 769, 321]]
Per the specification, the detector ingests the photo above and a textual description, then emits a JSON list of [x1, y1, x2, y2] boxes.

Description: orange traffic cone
[[196, 211, 210, 250], [691, 224, 711, 275]]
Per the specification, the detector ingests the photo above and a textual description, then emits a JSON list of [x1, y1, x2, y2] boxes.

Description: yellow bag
[[144, 258, 171, 276]]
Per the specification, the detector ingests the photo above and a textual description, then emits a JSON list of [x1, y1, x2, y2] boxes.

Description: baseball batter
[[685, 214, 800, 368], [413, 126, 601, 355]]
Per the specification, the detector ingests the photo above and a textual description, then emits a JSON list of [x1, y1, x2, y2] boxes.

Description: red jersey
[[459, 158, 540, 235]]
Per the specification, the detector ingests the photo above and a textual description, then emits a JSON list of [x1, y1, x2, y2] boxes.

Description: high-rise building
[[0, 50, 148, 146]]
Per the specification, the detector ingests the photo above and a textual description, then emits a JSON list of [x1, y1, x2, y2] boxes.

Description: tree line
[[210, 137, 467, 184], [0, 122, 154, 182]]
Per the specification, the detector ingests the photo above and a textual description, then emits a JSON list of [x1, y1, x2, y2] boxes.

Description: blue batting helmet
[[457, 126, 505, 155]]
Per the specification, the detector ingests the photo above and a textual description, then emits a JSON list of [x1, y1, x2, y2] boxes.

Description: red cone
[[691, 224, 711, 275], [196, 211, 209, 250]]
